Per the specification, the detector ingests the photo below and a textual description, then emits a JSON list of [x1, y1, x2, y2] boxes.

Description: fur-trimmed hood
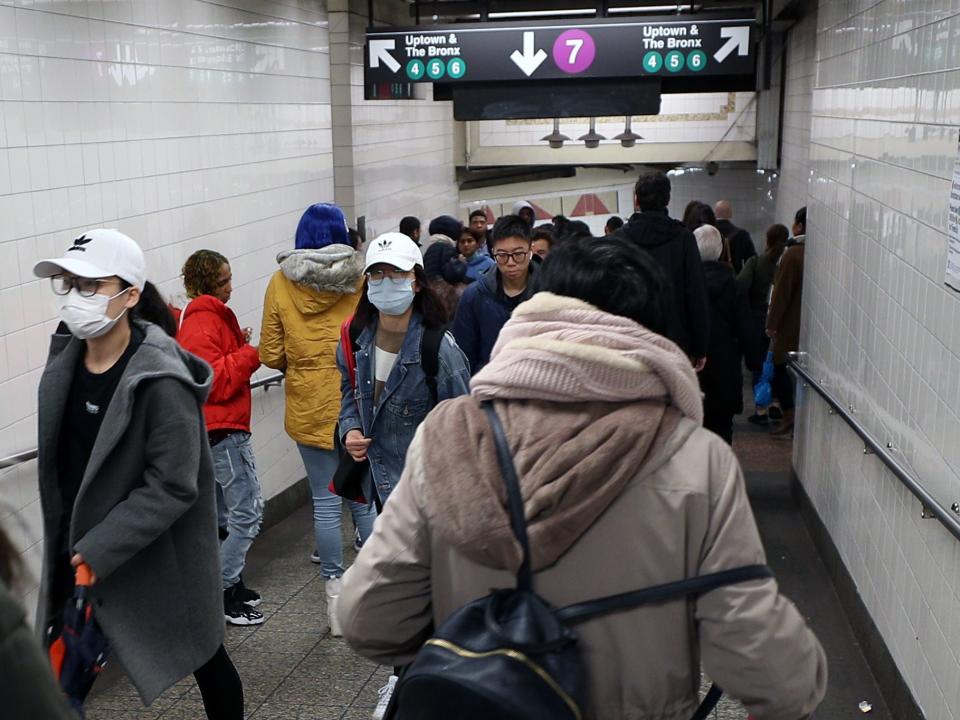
[[277, 245, 363, 294]]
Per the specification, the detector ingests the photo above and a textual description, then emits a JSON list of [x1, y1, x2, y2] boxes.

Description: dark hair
[[468, 209, 487, 222], [605, 216, 624, 232], [634, 171, 671, 211], [552, 215, 570, 236], [794, 206, 807, 232], [765, 223, 789, 258], [491, 215, 532, 246], [399, 216, 421, 238], [534, 237, 666, 333], [348, 228, 362, 250], [560, 221, 591, 242], [682, 201, 717, 232], [352, 265, 448, 331], [531, 227, 555, 246], [135, 282, 177, 337], [182, 249, 228, 299], [0, 523, 22, 589]]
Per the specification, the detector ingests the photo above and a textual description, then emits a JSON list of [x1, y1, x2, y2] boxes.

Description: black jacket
[[618, 211, 710, 358], [698, 262, 761, 417], [715, 219, 757, 274]]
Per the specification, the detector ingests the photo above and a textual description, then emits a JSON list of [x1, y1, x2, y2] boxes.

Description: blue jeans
[[211, 432, 264, 591], [298, 443, 376, 579]]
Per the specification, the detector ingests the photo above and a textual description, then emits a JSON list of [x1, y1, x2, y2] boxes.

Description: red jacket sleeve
[[179, 311, 261, 404]]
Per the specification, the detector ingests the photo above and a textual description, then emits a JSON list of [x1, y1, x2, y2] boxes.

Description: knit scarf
[[421, 293, 703, 573]]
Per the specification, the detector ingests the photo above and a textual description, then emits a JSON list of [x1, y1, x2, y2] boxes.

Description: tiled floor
[[84, 406, 878, 719]]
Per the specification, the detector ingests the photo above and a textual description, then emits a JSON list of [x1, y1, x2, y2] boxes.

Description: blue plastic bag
[[753, 351, 775, 407]]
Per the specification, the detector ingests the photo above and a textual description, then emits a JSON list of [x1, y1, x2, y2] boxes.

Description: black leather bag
[[331, 425, 372, 506], [384, 401, 773, 720]]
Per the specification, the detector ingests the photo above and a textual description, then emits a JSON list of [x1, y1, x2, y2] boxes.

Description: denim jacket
[[337, 312, 471, 504]]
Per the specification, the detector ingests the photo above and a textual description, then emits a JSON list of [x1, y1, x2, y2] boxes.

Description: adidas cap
[[364, 232, 423, 273], [33, 229, 147, 290]]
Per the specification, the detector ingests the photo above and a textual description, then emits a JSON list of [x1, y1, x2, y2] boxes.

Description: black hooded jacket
[[617, 210, 710, 358]]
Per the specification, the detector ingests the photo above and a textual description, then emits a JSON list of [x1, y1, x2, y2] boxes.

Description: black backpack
[[384, 401, 773, 720]]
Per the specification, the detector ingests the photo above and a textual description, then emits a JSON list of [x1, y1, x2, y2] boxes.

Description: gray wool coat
[[36, 321, 224, 705]]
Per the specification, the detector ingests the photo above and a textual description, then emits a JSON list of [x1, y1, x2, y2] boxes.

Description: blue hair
[[295, 203, 350, 250]]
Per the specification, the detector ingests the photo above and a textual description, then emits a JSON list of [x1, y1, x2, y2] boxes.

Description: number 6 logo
[[553, 29, 596, 74]]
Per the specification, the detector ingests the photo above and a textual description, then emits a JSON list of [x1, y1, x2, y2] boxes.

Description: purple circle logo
[[552, 29, 596, 74]]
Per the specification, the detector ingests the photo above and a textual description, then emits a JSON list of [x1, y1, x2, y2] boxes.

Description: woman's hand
[[345, 430, 372, 462]]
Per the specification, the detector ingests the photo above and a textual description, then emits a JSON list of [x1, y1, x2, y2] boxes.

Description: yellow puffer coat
[[259, 246, 364, 449]]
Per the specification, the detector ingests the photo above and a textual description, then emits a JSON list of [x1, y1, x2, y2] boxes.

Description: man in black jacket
[[616, 171, 710, 370], [714, 200, 757, 274]]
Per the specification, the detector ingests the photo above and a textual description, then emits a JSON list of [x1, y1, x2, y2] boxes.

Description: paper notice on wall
[[947, 135, 960, 292]]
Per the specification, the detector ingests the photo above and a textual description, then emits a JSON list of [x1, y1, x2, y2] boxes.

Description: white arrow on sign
[[714, 26, 750, 63], [510, 32, 547, 77], [369, 39, 400, 73]]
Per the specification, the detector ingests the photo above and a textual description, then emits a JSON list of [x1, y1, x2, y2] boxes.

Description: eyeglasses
[[492, 250, 531, 266], [366, 268, 414, 285], [50, 274, 117, 298]]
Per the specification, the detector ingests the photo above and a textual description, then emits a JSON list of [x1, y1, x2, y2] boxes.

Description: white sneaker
[[325, 577, 343, 637], [372, 675, 398, 720]]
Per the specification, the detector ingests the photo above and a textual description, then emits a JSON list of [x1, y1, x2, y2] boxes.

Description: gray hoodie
[[37, 321, 223, 705]]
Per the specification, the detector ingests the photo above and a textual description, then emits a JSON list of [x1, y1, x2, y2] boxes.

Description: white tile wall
[[0, 0, 335, 608], [783, 3, 960, 718], [331, 0, 459, 239]]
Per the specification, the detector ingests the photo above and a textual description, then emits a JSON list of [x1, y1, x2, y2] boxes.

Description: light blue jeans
[[211, 432, 264, 591], [298, 443, 376, 579]]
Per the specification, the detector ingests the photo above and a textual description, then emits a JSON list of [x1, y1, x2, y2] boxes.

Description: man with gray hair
[[714, 200, 756, 274]]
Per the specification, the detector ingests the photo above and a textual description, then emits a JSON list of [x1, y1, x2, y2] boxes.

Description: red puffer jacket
[[177, 295, 261, 432]]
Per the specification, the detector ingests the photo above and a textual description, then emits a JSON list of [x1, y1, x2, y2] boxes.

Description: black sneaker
[[234, 577, 261, 607], [224, 591, 265, 626], [768, 406, 784, 421], [747, 413, 769, 426]]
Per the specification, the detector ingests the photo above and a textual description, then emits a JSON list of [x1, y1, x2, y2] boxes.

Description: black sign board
[[365, 15, 754, 86]]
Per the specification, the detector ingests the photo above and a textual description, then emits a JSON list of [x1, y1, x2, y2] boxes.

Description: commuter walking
[[617, 171, 710, 369], [468, 208, 491, 254], [694, 225, 760, 444], [682, 200, 717, 233], [0, 524, 77, 720], [423, 240, 469, 322], [259, 203, 376, 636], [512, 200, 536, 228], [178, 250, 265, 626], [338, 237, 826, 720], [604, 215, 624, 235], [766, 207, 807, 438], [337, 232, 471, 509], [427, 215, 463, 246], [531, 225, 555, 260], [33, 229, 244, 717], [715, 200, 757, 274], [452, 215, 538, 374], [399, 216, 422, 246], [737, 224, 789, 424], [458, 226, 495, 281]]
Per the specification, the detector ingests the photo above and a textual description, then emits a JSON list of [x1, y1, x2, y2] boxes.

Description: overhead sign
[[365, 16, 754, 85]]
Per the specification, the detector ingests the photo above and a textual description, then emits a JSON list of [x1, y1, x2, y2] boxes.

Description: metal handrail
[[0, 372, 285, 471], [788, 356, 960, 542]]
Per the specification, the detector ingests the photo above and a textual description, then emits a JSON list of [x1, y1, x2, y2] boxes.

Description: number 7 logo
[[565, 38, 584, 64]]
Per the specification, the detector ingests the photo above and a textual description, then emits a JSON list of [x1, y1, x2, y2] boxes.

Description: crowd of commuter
[[3, 169, 818, 720]]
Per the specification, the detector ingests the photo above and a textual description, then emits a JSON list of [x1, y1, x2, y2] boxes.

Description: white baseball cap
[[33, 229, 147, 290], [364, 232, 423, 273]]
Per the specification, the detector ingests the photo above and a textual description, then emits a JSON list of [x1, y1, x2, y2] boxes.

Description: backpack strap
[[555, 564, 773, 625], [340, 315, 358, 391], [420, 327, 444, 407], [481, 401, 533, 592]]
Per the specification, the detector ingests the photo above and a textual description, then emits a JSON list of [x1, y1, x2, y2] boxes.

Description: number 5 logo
[[553, 29, 596, 74]]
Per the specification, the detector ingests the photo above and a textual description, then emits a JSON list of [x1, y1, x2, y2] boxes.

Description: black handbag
[[383, 401, 773, 720], [331, 425, 372, 506]]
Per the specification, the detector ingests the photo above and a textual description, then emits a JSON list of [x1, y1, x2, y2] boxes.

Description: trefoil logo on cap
[[377, 238, 392, 251], [67, 235, 94, 253]]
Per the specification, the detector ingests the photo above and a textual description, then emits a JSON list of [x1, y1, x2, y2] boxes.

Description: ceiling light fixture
[[578, 117, 605, 148], [541, 118, 571, 149], [614, 116, 643, 147]]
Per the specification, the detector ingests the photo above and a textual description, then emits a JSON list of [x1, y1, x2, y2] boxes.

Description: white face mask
[[57, 288, 131, 340]]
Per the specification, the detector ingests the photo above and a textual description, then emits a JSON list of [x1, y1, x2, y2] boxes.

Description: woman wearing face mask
[[338, 232, 471, 509], [32, 229, 244, 718]]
